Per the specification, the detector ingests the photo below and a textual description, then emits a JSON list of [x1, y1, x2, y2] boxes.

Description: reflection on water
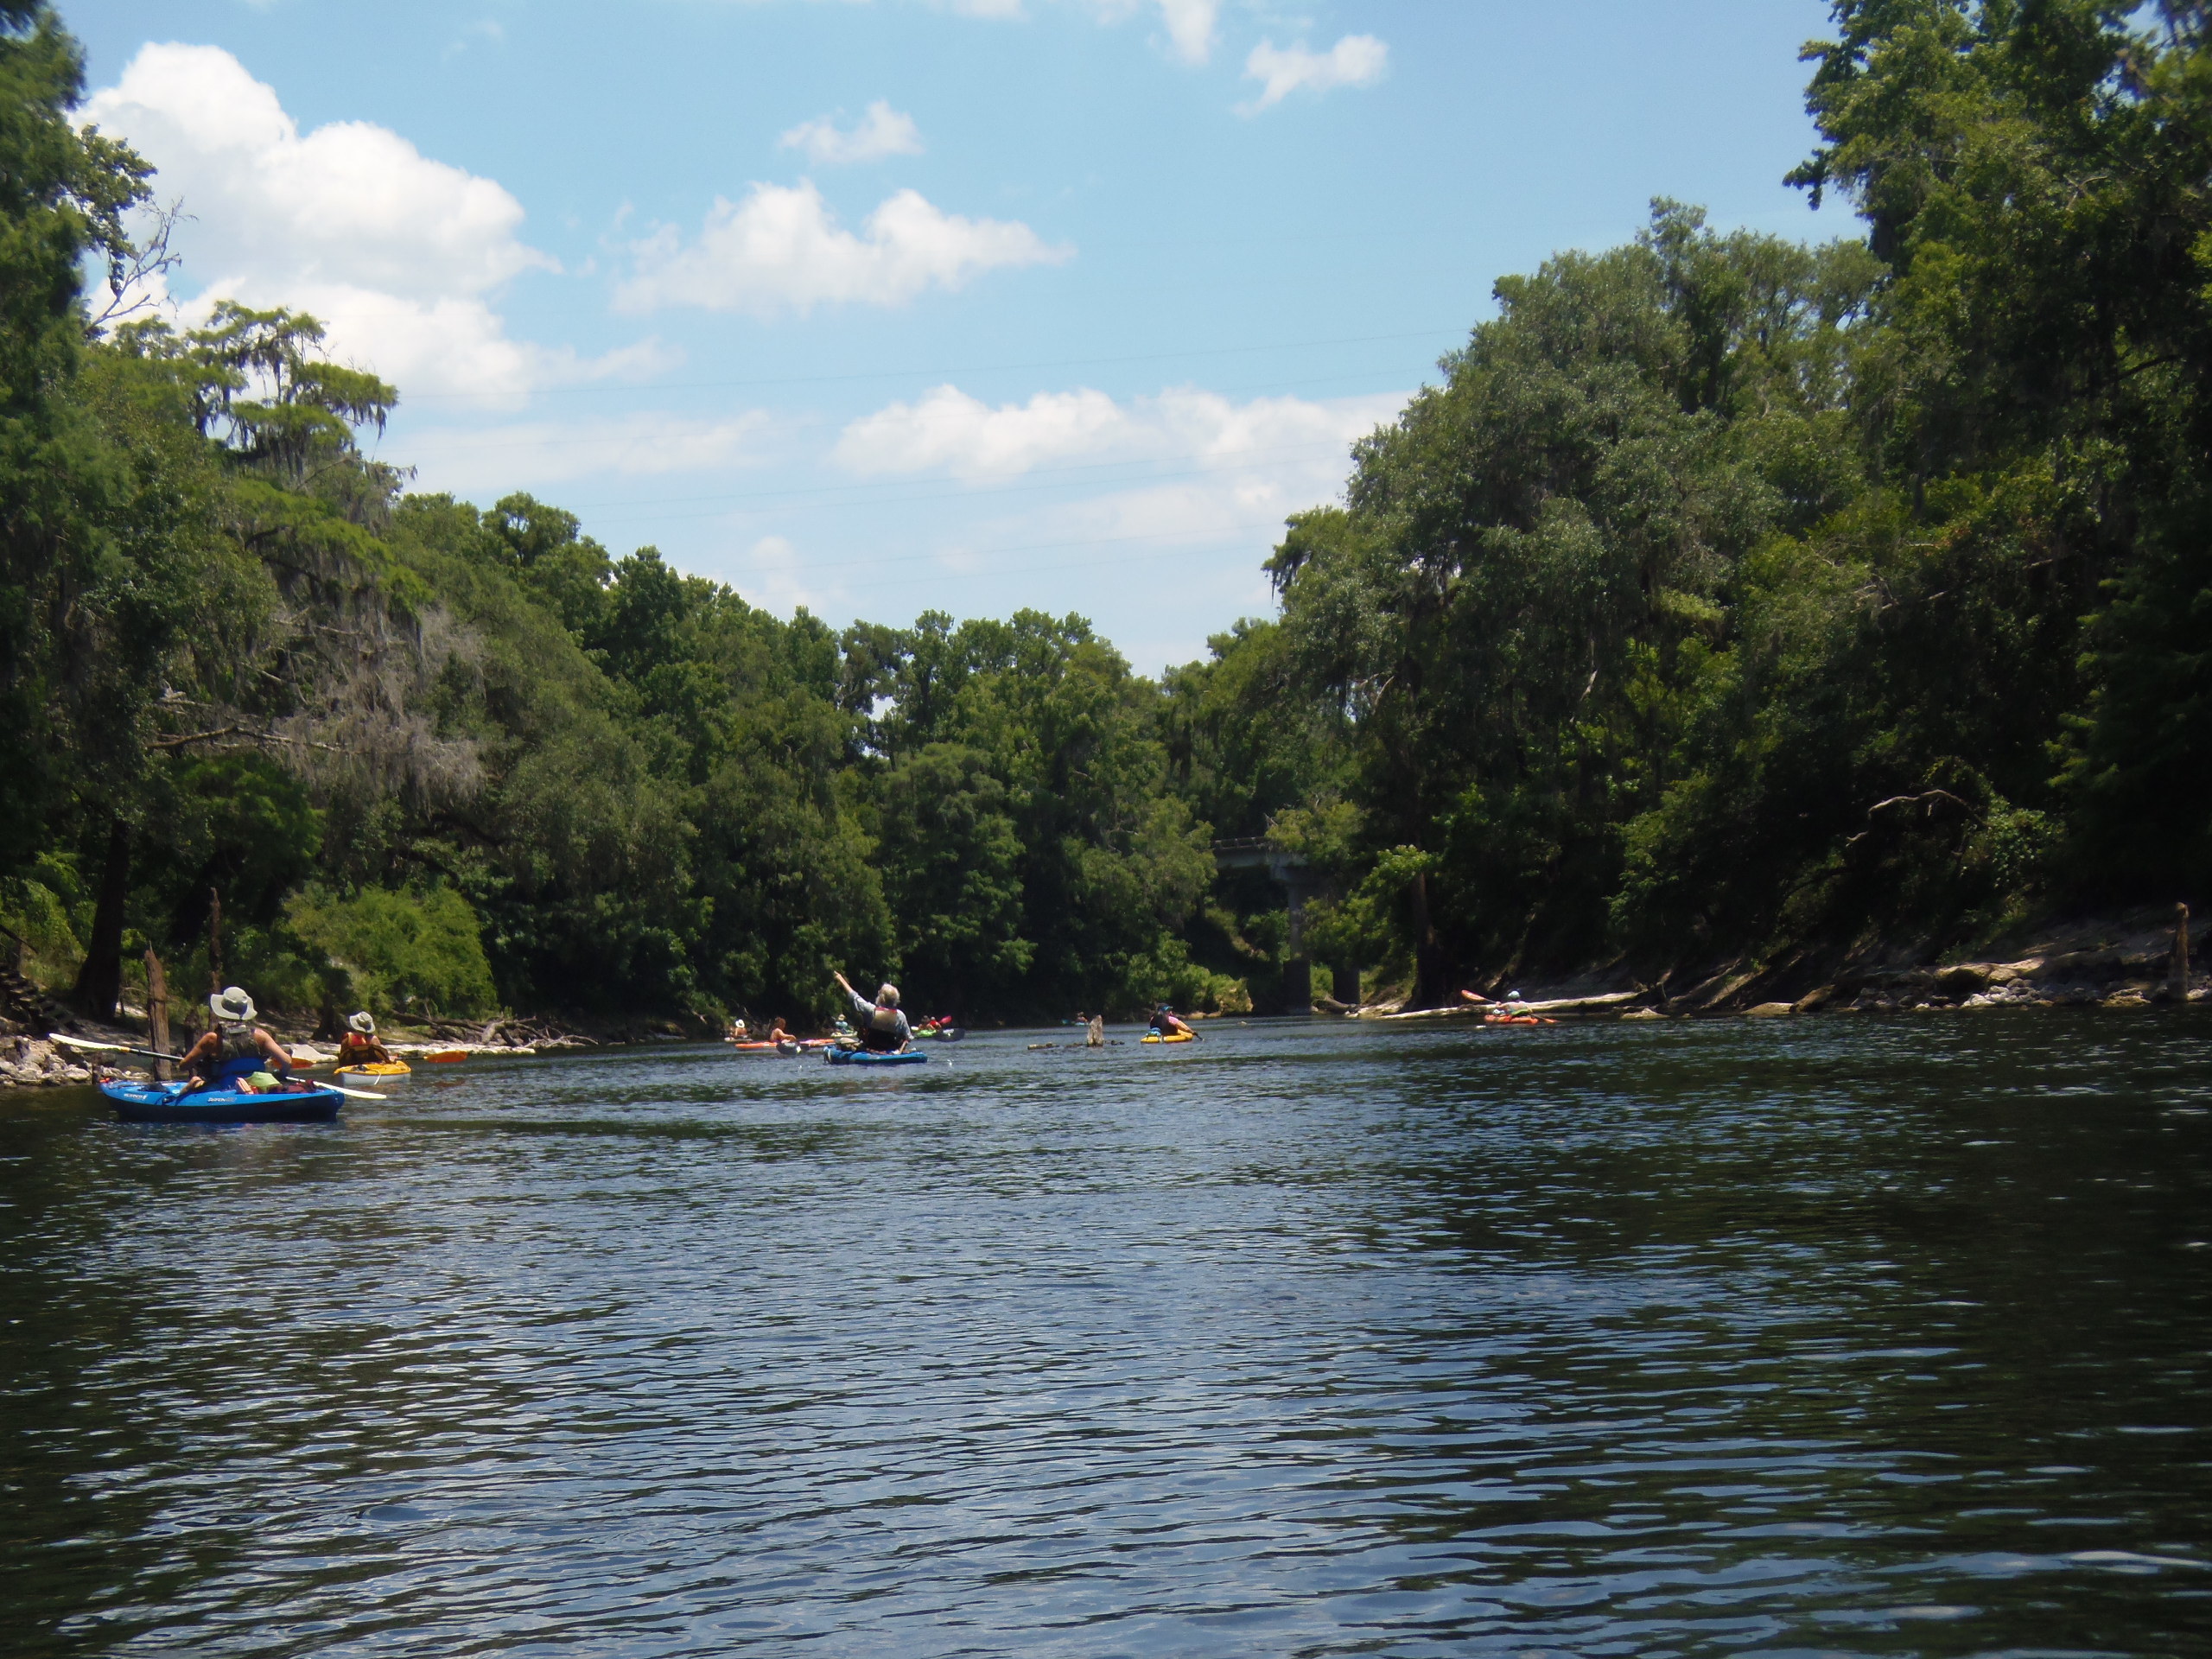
[[2, 1014, 2209, 1655]]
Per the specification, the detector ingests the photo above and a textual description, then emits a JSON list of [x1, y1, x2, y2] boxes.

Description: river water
[[2, 1014, 2209, 1656]]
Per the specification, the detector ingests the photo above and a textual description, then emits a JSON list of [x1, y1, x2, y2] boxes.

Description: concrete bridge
[[1211, 839, 1348, 1007]]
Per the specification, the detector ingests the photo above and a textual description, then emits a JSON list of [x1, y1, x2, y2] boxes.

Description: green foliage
[[871, 744, 1032, 1008], [286, 887, 497, 1018], [10, 0, 2212, 1028], [0, 855, 84, 990]]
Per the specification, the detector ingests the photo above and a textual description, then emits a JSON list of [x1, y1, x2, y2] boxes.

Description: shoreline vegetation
[[5, 3, 2212, 1079]]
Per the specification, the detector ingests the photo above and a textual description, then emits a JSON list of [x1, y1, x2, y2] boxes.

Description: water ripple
[[2, 1014, 2208, 1654]]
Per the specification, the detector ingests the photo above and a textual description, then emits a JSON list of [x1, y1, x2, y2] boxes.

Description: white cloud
[[699, 1, 1222, 63], [834, 382, 1408, 671], [734, 534, 822, 615], [836, 383, 1403, 485], [615, 180, 1070, 316], [836, 385, 1123, 480], [397, 411, 774, 496], [82, 43, 647, 408], [1151, 0, 1219, 65], [779, 100, 924, 165], [1239, 34, 1389, 113]]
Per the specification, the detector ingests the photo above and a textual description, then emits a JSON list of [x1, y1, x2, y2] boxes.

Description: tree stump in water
[[2177, 904, 2194, 1004]]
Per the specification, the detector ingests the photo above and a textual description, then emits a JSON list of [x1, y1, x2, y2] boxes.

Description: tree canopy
[[4, 1, 2208, 1029]]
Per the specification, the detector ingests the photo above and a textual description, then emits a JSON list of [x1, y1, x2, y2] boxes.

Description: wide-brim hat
[[347, 1011, 376, 1035], [210, 985, 257, 1023]]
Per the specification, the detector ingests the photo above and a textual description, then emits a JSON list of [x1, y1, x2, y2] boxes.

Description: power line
[[797, 519, 1296, 595], [512, 438, 1361, 522], [396, 324, 1465, 404]]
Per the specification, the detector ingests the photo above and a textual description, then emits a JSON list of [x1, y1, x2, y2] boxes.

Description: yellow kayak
[[1141, 1031, 1196, 1044], [334, 1061, 412, 1078]]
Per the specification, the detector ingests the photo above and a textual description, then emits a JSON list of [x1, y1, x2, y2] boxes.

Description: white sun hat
[[210, 986, 257, 1023]]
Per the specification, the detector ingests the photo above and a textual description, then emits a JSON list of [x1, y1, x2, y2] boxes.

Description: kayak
[[422, 1050, 467, 1064], [823, 1046, 929, 1067], [334, 1061, 411, 1078], [102, 1077, 345, 1125], [1142, 1031, 1196, 1044], [1484, 1014, 1556, 1026], [921, 1027, 965, 1043], [729, 1041, 781, 1052]]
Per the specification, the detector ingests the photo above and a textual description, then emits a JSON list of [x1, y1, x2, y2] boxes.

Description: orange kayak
[[423, 1049, 469, 1063]]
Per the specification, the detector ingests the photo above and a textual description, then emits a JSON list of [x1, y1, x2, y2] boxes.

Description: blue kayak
[[101, 1078, 345, 1124], [823, 1046, 929, 1067]]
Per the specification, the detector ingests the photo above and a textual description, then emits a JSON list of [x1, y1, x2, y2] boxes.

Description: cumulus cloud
[[1148, 0, 1220, 65], [83, 43, 649, 407], [700, 1, 1223, 64], [616, 180, 1070, 316], [835, 382, 1404, 486], [1239, 34, 1389, 112], [835, 381, 1408, 669], [397, 411, 775, 496], [779, 100, 925, 166], [734, 534, 822, 616]]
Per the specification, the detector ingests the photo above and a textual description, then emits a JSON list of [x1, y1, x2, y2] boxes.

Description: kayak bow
[[823, 1046, 929, 1067]]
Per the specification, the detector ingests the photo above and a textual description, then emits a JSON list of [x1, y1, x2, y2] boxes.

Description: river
[[1, 1014, 2207, 1656]]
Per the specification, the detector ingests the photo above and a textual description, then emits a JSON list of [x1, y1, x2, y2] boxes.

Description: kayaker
[[769, 1016, 791, 1042], [727, 1016, 748, 1044], [335, 1011, 395, 1067], [1149, 1003, 1194, 1038], [833, 971, 911, 1053], [178, 986, 296, 1093]]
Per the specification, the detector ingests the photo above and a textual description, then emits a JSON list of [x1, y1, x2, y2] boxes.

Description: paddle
[[48, 1034, 387, 1100]]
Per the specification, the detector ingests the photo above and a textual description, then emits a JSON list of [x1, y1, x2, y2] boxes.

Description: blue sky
[[73, 0, 1841, 672]]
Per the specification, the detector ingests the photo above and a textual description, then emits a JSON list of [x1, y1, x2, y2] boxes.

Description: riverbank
[[1331, 906, 2204, 1020], [0, 1008, 679, 1090]]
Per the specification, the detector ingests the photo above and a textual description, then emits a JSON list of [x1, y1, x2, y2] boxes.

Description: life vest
[[860, 1004, 905, 1052], [201, 1021, 264, 1085]]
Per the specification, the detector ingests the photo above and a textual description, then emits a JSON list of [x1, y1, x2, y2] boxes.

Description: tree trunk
[[1332, 956, 1361, 1005], [70, 817, 130, 1021], [2177, 903, 2193, 1003], [208, 887, 223, 993], [1408, 868, 1449, 1009], [145, 948, 170, 1080]]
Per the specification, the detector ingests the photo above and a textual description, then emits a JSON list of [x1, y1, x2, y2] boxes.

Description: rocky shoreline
[[1331, 907, 2205, 1021], [3, 910, 2199, 1087], [0, 1010, 648, 1091]]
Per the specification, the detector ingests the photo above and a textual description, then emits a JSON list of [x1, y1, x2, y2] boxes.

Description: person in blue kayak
[[177, 986, 298, 1092], [833, 971, 912, 1052], [1149, 1003, 1195, 1038]]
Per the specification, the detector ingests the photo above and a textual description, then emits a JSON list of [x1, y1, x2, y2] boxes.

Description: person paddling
[[178, 986, 298, 1093], [1149, 1003, 1195, 1038], [335, 1011, 395, 1068], [833, 971, 912, 1053]]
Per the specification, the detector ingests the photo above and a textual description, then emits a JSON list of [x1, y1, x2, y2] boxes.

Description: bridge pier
[[1213, 839, 1344, 1013]]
